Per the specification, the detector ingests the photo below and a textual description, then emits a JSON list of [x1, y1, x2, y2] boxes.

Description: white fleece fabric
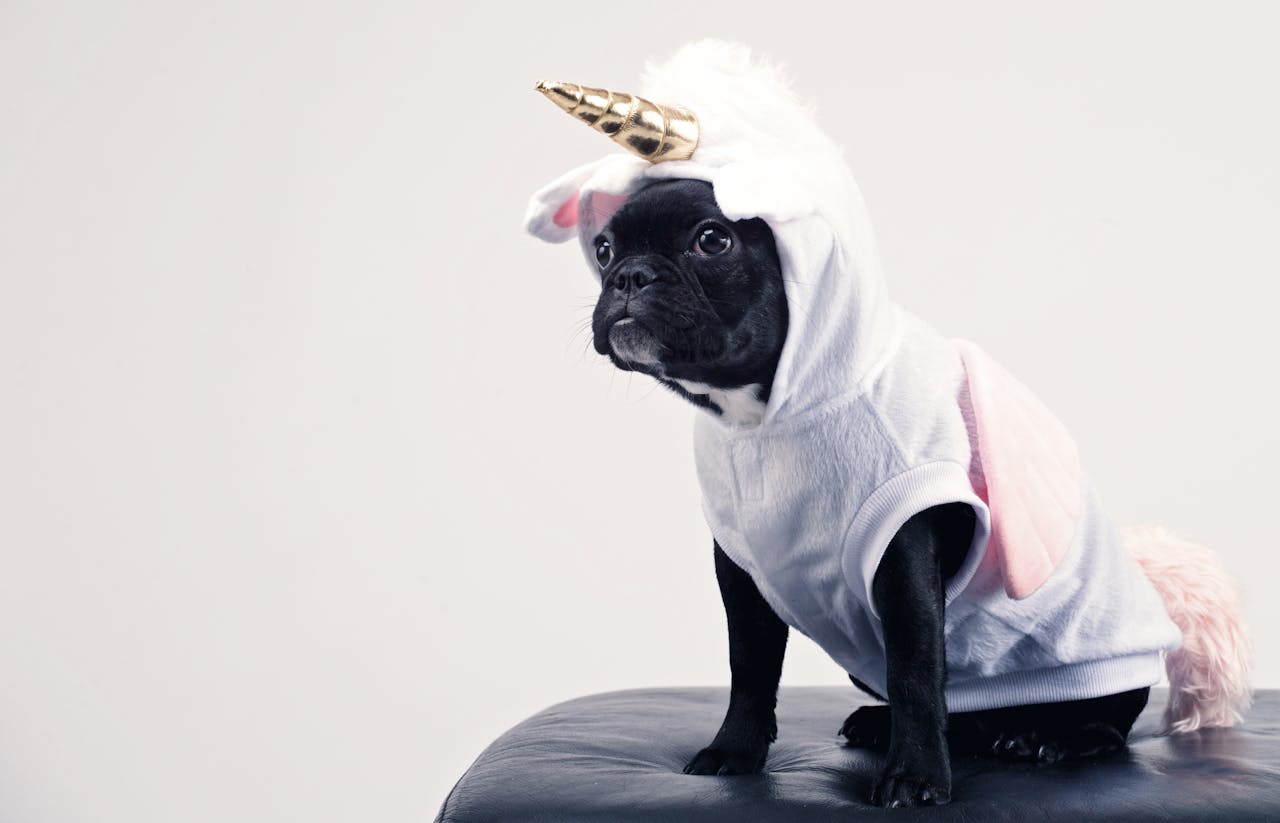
[[527, 41, 1181, 711]]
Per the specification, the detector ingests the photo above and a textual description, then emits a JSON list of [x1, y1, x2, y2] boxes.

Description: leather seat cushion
[[436, 687, 1280, 821]]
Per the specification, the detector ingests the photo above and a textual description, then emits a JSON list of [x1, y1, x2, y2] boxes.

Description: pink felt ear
[[956, 341, 1083, 600], [526, 162, 604, 244], [526, 156, 646, 245], [535, 188, 628, 238], [578, 192, 629, 236], [552, 191, 580, 228]]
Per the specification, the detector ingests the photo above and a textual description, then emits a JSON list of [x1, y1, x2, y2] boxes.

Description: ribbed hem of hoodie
[[943, 652, 1164, 712], [841, 460, 992, 620]]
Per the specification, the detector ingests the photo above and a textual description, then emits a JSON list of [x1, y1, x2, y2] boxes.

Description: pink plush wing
[[955, 341, 1083, 600]]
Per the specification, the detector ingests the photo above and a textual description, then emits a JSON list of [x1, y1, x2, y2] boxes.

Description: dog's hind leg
[[849, 688, 1151, 762], [951, 688, 1151, 763], [840, 703, 891, 750], [839, 673, 892, 749]]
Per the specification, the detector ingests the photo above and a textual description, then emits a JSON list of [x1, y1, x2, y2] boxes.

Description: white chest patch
[[673, 380, 767, 427]]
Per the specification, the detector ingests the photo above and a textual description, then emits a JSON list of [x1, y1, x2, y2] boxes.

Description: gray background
[[1, 2, 1277, 821]]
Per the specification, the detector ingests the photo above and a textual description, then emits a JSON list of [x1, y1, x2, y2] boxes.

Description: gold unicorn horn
[[534, 80, 699, 163]]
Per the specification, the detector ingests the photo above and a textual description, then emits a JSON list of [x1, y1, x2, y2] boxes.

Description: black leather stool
[[436, 687, 1280, 821]]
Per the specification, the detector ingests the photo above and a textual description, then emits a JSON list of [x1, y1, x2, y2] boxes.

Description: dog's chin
[[608, 318, 667, 371]]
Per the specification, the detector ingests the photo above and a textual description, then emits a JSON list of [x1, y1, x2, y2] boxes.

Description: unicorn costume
[[526, 42, 1185, 712]]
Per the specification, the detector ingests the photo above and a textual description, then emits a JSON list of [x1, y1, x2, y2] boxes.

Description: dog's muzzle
[[608, 318, 664, 366]]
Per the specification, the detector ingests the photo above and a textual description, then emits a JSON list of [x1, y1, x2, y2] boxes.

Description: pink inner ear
[[956, 341, 1083, 600], [585, 192, 629, 227], [552, 191, 580, 229]]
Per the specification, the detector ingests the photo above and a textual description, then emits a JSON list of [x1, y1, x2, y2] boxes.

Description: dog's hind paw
[[991, 722, 1126, 763], [992, 729, 1063, 764], [839, 704, 890, 750]]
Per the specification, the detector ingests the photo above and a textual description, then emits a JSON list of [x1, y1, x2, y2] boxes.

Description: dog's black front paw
[[870, 753, 952, 808], [683, 742, 768, 776], [839, 705, 890, 750]]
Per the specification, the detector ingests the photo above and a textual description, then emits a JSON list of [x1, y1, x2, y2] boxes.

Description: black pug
[[591, 177, 1150, 807]]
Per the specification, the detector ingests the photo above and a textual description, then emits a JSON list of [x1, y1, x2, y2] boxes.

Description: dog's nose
[[610, 263, 658, 292]]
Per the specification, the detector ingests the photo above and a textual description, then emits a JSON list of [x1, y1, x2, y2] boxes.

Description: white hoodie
[[526, 41, 1180, 712]]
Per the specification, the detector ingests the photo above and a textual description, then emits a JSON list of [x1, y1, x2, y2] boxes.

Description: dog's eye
[[595, 240, 613, 268], [696, 226, 731, 255]]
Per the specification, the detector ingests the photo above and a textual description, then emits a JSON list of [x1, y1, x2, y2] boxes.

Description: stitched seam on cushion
[[435, 745, 492, 822], [435, 776, 462, 823]]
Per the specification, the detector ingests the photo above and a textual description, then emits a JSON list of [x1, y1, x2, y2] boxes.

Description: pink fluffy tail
[[1123, 525, 1252, 733]]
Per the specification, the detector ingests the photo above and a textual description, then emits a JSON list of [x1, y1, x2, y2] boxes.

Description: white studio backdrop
[[1, 2, 1277, 821]]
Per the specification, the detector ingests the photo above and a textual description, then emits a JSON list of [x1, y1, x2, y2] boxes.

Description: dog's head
[[589, 178, 789, 421]]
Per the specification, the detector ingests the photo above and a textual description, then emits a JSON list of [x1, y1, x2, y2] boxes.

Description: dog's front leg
[[869, 504, 962, 807], [684, 541, 789, 775]]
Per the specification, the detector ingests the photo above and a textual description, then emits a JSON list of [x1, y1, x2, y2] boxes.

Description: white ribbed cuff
[[841, 460, 992, 619]]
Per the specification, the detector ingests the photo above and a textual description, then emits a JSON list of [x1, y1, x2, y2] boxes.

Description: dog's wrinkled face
[[590, 179, 789, 421]]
